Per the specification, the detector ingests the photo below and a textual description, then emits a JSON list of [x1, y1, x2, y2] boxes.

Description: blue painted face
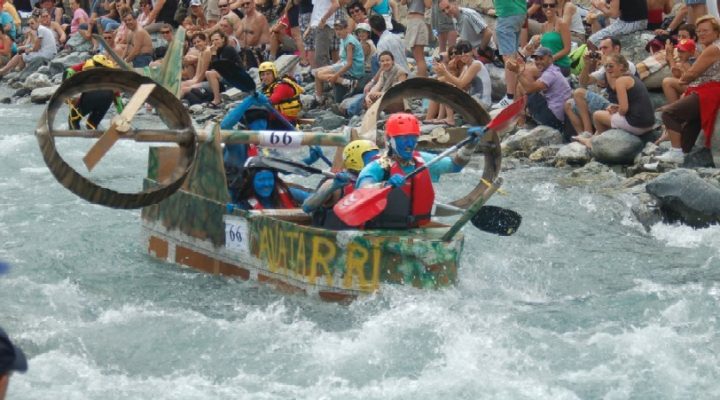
[[391, 135, 417, 161], [248, 118, 268, 130], [361, 149, 379, 165], [253, 169, 275, 199]]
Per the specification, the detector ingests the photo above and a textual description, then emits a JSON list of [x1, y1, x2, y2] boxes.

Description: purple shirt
[[537, 64, 572, 121]]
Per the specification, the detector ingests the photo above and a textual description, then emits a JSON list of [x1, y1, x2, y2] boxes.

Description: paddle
[[210, 60, 333, 167], [333, 96, 526, 228]]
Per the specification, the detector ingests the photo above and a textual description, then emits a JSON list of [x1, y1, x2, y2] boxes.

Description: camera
[[589, 51, 601, 59], [435, 55, 444, 63]]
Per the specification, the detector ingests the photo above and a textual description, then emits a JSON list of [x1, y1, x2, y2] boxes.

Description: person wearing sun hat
[[0, 327, 27, 400], [354, 22, 376, 73]]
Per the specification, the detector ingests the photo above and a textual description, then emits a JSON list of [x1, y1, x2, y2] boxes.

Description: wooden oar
[[333, 96, 526, 227], [83, 83, 156, 171]]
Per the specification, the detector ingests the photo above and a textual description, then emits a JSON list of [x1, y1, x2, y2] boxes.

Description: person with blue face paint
[[303, 140, 380, 229], [233, 157, 309, 210], [356, 112, 481, 229]]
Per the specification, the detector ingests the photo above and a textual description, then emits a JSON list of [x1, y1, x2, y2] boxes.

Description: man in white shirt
[[0, 16, 57, 78], [310, 0, 339, 69]]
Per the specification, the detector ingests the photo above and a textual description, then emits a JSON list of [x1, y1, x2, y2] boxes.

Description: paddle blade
[[333, 186, 392, 226], [471, 205, 522, 236], [211, 60, 256, 92], [83, 83, 156, 171], [486, 96, 527, 132]]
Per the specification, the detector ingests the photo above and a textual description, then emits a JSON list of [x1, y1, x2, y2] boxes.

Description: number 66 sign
[[224, 216, 249, 253], [258, 131, 303, 148]]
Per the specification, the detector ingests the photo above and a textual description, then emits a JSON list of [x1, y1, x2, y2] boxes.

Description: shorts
[[22, 52, 50, 63], [610, 113, 654, 135], [431, 1, 454, 32], [495, 14, 525, 56], [404, 17, 429, 48], [300, 12, 313, 50], [571, 90, 611, 116], [685, 0, 706, 5]]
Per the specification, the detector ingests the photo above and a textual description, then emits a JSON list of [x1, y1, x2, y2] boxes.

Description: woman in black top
[[205, 31, 241, 107]]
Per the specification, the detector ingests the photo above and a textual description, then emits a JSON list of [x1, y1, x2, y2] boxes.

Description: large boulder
[[17, 57, 50, 81], [591, 129, 645, 165], [30, 85, 59, 104], [49, 52, 89, 70], [501, 125, 564, 157], [646, 168, 720, 228]]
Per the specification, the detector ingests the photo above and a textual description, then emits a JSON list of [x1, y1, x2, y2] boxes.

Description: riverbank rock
[[502, 125, 563, 157], [591, 129, 644, 165], [23, 72, 53, 90], [485, 64, 506, 102], [646, 168, 720, 228], [30, 85, 59, 104], [560, 160, 621, 187], [554, 142, 591, 167], [529, 145, 560, 163], [632, 192, 663, 230]]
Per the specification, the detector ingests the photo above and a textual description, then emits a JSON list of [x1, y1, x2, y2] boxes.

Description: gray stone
[[501, 125, 564, 156], [554, 142, 591, 166], [221, 87, 247, 102], [50, 52, 88, 69], [528, 145, 559, 162], [13, 87, 32, 98], [591, 129, 644, 165], [299, 94, 315, 110], [188, 104, 205, 114], [312, 111, 347, 131], [30, 85, 59, 104], [683, 147, 716, 168], [485, 64, 506, 102], [560, 160, 621, 186], [631, 192, 663, 231], [17, 57, 51, 81], [646, 168, 720, 228], [274, 54, 300, 77], [23, 73, 53, 90], [619, 32, 658, 66]]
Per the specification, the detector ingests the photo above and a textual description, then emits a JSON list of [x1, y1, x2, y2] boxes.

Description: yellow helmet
[[342, 139, 379, 172], [258, 61, 277, 79], [83, 54, 117, 70]]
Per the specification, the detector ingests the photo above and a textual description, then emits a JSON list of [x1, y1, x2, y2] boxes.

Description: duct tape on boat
[[258, 131, 303, 148], [224, 216, 250, 254]]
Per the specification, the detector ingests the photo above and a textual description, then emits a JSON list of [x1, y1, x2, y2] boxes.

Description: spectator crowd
[[0, 0, 719, 164]]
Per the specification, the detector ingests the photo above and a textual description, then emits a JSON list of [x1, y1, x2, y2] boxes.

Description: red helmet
[[385, 113, 420, 138]]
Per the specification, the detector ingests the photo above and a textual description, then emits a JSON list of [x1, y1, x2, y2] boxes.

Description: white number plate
[[258, 131, 303, 148], [224, 216, 249, 254]]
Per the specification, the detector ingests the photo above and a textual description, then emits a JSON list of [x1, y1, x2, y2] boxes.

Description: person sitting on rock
[[122, 11, 154, 67], [0, 16, 56, 79], [312, 19, 365, 103], [355, 112, 481, 229], [662, 38, 696, 104], [303, 139, 380, 229], [564, 36, 637, 138], [506, 46, 571, 133], [231, 157, 309, 210], [573, 54, 655, 148], [657, 14, 720, 164], [236, 0, 269, 68]]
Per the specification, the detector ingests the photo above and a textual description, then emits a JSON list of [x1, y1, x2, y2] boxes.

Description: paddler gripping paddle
[[332, 97, 526, 231]]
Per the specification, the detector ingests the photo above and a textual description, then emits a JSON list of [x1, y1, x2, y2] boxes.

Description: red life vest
[[388, 153, 434, 227], [247, 187, 297, 210]]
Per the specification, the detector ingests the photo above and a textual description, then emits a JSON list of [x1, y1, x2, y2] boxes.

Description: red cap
[[676, 39, 696, 54]]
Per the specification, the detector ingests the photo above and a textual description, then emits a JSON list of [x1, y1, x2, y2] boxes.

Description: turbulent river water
[[1, 95, 720, 399]]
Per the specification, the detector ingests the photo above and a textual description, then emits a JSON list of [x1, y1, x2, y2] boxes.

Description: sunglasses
[[218, 3, 228, 6], [240, 2, 251, 6], [542, 3, 556, 8], [604, 63, 616, 68], [350, 8, 362, 13], [161, 30, 171, 33]]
